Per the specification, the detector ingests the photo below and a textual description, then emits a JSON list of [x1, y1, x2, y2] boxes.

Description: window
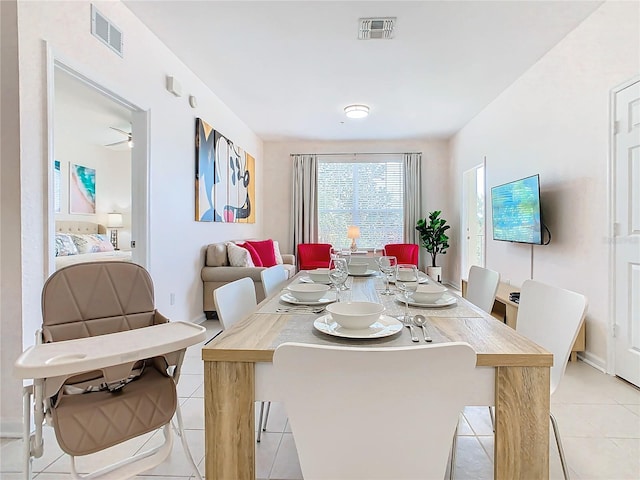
[[317, 157, 404, 249]]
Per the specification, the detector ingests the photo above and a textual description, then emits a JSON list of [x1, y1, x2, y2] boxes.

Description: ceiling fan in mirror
[[105, 126, 133, 148]]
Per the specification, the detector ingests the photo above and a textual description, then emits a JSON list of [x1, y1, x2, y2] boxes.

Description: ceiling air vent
[[91, 5, 123, 57], [358, 17, 396, 40]]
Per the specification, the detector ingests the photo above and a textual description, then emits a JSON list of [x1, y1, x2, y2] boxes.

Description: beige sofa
[[201, 241, 296, 317]]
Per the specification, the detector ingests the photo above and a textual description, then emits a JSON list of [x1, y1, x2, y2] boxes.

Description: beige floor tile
[[451, 435, 493, 480], [564, 436, 640, 479], [133, 429, 204, 477], [552, 403, 640, 438], [255, 431, 283, 479], [268, 433, 303, 480], [622, 404, 640, 416], [177, 396, 205, 431], [462, 406, 494, 436], [457, 411, 475, 436], [177, 373, 204, 398]]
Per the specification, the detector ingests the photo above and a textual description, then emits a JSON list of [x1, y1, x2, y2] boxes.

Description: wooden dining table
[[202, 272, 553, 480]]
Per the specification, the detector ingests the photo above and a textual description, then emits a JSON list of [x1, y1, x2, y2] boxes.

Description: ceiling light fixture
[[344, 104, 370, 119]]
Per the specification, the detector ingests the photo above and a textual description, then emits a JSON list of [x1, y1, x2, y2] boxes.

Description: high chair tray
[[14, 321, 206, 379]]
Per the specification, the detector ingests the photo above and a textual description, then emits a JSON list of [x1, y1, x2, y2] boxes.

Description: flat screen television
[[491, 174, 543, 245]]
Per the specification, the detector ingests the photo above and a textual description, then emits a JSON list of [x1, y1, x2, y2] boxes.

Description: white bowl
[[326, 301, 385, 329], [286, 283, 331, 301], [412, 283, 448, 303], [307, 268, 331, 283], [348, 262, 368, 275]]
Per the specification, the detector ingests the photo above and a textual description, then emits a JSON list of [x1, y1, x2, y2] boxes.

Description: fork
[[399, 316, 419, 342], [276, 306, 325, 314]]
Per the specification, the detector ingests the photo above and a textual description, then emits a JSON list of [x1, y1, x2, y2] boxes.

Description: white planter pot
[[427, 266, 442, 283]]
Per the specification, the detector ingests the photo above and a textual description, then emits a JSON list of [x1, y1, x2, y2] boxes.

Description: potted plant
[[416, 210, 450, 282]]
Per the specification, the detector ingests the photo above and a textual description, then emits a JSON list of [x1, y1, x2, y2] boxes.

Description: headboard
[[56, 221, 107, 235]]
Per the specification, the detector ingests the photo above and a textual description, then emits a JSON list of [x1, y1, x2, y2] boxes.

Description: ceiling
[[124, 1, 602, 142]]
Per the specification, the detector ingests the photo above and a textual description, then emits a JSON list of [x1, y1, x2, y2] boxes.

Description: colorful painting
[[69, 163, 96, 214], [195, 118, 255, 223], [54, 160, 61, 213]]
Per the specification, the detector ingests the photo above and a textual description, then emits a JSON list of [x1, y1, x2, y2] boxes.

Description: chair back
[[516, 280, 587, 394], [41, 261, 159, 342], [465, 265, 500, 313], [260, 264, 288, 298], [297, 243, 332, 270], [274, 342, 476, 480], [383, 243, 419, 266], [213, 277, 257, 330]]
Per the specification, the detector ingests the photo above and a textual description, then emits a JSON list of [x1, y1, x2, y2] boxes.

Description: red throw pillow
[[237, 242, 263, 267], [247, 239, 277, 267]]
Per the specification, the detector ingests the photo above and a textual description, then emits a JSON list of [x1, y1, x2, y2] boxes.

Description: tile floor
[[1, 319, 639, 479]]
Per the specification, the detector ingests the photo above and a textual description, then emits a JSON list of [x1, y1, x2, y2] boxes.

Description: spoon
[[413, 314, 432, 342]]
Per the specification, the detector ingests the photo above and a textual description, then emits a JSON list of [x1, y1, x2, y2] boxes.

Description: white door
[[462, 163, 486, 279], [614, 79, 640, 387]]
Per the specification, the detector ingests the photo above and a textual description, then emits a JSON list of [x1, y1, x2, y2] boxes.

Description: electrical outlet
[[170, 293, 175, 305]]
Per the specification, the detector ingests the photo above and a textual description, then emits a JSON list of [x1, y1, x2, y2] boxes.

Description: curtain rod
[[290, 152, 421, 156]]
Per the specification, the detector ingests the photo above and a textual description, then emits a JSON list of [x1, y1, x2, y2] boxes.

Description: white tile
[[177, 396, 205, 431], [133, 429, 204, 477], [179, 355, 205, 375], [177, 373, 203, 398], [268, 433, 303, 480], [552, 403, 640, 438], [462, 406, 494, 436], [255, 401, 288, 434], [451, 435, 493, 480], [563, 436, 640, 479], [255, 431, 283, 479]]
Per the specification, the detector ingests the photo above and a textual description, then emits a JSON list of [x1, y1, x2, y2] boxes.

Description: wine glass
[[377, 255, 397, 295], [328, 257, 349, 301], [395, 264, 419, 323]]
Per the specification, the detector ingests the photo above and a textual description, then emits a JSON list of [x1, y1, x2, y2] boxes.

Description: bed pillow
[[226, 242, 255, 267], [55, 234, 79, 257], [246, 239, 277, 267], [236, 242, 263, 267], [69, 234, 114, 254]]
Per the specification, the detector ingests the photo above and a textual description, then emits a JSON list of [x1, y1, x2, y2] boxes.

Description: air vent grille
[[91, 5, 123, 57], [358, 17, 396, 40]]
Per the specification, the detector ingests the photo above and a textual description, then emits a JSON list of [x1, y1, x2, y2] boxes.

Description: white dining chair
[[451, 279, 587, 480], [260, 264, 289, 298], [213, 277, 271, 442], [273, 342, 477, 480], [465, 265, 500, 314]]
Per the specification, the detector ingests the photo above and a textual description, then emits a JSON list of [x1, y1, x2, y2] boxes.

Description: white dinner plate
[[388, 272, 430, 284], [348, 269, 378, 277], [299, 276, 332, 285], [280, 293, 337, 306], [394, 292, 457, 308], [313, 314, 403, 339]]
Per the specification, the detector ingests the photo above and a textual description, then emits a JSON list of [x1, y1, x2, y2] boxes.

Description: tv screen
[[491, 174, 543, 245]]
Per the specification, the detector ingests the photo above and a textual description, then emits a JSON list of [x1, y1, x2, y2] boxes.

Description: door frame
[[45, 44, 150, 272], [607, 75, 640, 374], [461, 160, 486, 279]]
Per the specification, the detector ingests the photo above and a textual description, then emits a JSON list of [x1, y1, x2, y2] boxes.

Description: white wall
[[263, 139, 452, 275], [2, 0, 264, 434], [450, 1, 640, 369]]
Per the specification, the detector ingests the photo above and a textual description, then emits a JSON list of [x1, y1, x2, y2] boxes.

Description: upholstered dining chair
[[464, 265, 500, 314], [274, 342, 477, 480], [450, 280, 587, 480], [297, 243, 332, 271], [383, 243, 419, 266], [213, 277, 271, 442], [16, 261, 205, 480], [260, 264, 289, 298]]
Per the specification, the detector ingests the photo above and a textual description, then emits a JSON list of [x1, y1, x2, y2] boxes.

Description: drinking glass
[[395, 264, 419, 323], [377, 255, 397, 295], [328, 257, 349, 301]]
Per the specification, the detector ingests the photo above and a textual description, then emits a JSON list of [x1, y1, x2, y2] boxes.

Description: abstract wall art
[[69, 163, 96, 214], [195, 118, 255, 223]]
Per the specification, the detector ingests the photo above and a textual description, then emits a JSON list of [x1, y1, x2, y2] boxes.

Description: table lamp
[[347, 225, 360, 252], [107, 213, 123, 250]]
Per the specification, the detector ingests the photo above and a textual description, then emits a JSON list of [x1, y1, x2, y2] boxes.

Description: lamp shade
[[347, 226, 361, 239], [107, 213, 123, 228]]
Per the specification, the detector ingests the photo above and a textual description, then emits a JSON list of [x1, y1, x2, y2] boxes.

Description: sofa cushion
[[237, 242, 263, 267], [227, 242, 255, 267], [247, 239, 277, 267], [273, 240, 284, 265], [206, 242, 229, 267]]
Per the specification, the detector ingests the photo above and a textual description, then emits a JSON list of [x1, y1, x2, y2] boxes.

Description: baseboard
[[1, 418, 23, 438], [578, 351, 607, 373]]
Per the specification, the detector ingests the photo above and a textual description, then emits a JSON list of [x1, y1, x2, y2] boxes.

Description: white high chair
[[14, 261, 206, 479]]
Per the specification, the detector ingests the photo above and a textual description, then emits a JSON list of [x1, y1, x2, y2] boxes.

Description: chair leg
[[488, 405, 495, 432], [449, 421, 459, 480], [257, 402, 266, 443], [262, 401, 272, 431], [550, 412, 571, 480]]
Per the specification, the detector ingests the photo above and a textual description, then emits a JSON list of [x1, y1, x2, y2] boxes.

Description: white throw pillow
[[273, 240, 284, 265], [226, 242, 255, 267]]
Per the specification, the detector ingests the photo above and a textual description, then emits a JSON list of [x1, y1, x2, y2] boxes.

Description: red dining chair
[[384, 243, 419, 266], [297, 243, 332, 271]]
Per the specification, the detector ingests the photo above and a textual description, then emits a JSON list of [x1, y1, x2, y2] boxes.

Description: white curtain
[[291, 154, 318, 252], [403, 153, 422, 244]]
